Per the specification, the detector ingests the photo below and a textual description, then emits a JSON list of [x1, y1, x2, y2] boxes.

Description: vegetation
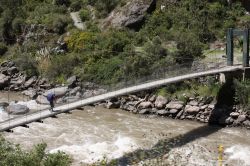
[[234, 79, 250, 111], [0, 135, 72, 166], [0, 0, 248, 85]]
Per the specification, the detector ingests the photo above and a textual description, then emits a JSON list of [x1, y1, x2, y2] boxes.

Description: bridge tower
[[227, 28, 249, 67]]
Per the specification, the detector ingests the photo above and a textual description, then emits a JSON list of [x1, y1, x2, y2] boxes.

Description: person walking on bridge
[[47, 92, 55, 112]]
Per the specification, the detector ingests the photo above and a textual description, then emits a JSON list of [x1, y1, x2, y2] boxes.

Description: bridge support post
[[243, 29, 249, 67], [227, 28, 234, 66]]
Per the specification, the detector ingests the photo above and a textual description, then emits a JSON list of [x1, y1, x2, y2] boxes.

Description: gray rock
[[6, 104, 30, 115], [185, 105, 200, 114], [157, 109, 168, 116], [36, 95, 49, 105], [24, 76, 37, 88], [149, 95, 156, 102], [137, 101, 153, 109], [176, 110, 183, 119], [62, 96, 80, 103], [69, 86, 81, 96], [188, 100, 199, 106], [67, 75, 77, 88], [169, 109, 179, 114], [236, 114, 246, 123], [106, 101, 120, 109], [139, 109, 151, 114], [103, 0, 156, 29], [22, 89, 37, 99], [7, 66, 18, 75], [121, 104, 136, 112], [43, 86, 68, 97], [166, 101, 183, 110], [208, 104, 215, 109], [230, 112, 240, 119], [200, 105, 208, 110], [0, 74, 10, 89], [225, 117, 234, 125], [243, 120, 250, 127], [154, 95, 168, 109]]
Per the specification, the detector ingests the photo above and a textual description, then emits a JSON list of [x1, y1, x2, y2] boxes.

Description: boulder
[[200, 105, 208, 110], [0, 74, 10, 89], [36, 95, 50, 105], [154, 95, 168, 109], [236, 114, 246, 123], [43, 86, 68, 97], [157, 109, 168, 116], [185, 105, 200, 114], [149, 95, 156, 102], [139, 109, 151, 114], [243, 120, 250, 127], [166, 101, 184, 110], [230, 112, 240, 119], [176, 110, 183, 119], [169, 109, 179, 114], [137, 101, 153, 109], [24, 76, 37, 88], [6, 104, 30, 115], [102, 0, 156, 30], [69, 86, 81, 96], [121, 104, 136, 112], [22, 89, 37, 99], [7, 66, 18, 75], [67, 75, 77, 88], [225, 117, 234, 125], [106, 101, 120, 109], [188, 100, 199, 106]]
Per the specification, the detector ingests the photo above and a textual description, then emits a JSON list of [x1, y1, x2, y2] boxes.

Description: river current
[[0, 92, 250, 166]]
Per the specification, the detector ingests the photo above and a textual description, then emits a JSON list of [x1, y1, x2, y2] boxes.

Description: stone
[[166, 101, 184, 110], [169, 109, 179, 114], [43, 86, 68, 97], [186, 115, 194, 120], [67, 75, 77, 88], [137, 101, 153, 109], [36, 95, 50, 105], [185, 105, 200, 114], [200, 105, 208, 110], [121, 104, 136, 112], [236, 114, 247, 123], [102, 0, 156, 30], [69, 86, 81, 96], [22, 89, 37, 99], [230, 112, 240, 119], [149, 95, 156, 102], [150, 108, 158, 114], [176, 110, 183, 119], [154, 95, 168, 109], [7, 66, 18, 75], [208, 104, 215, 109], [24, 76, 37, 88], [156, 109, 168, 116], [188, 100, 199, 106], [225, 117, 234, 125], [6, 104, 30, 115], [139, 109, 151, 114], [243, 120, 250, 127], [0, 74, 10, 89], [106, 101, 120, 109]]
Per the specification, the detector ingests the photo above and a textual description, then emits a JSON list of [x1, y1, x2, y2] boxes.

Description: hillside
[[0, 0, 249, 85]]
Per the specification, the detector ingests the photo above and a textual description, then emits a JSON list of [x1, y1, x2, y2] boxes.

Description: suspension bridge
[[0, 28, 249, 132]]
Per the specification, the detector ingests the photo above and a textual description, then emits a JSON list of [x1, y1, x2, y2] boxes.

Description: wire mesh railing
[[0, 56, 229, 129]]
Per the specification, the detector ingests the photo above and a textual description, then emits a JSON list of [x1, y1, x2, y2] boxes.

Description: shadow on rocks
[[109, 125, 222, 165], [209, 78, 235, 125]]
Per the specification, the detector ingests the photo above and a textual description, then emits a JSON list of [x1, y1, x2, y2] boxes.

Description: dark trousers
[[50, 101, 54, 110]]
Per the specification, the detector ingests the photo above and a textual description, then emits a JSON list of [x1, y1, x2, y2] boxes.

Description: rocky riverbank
[[101, 93, 250, 129]]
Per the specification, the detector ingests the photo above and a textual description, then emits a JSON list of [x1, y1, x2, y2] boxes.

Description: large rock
[[137, 101, 153, 109], [154, 95, 168, 109], [43, 86, 68, 97], [24, 76, 37, 88], [69, 86, 81, 96], [185, 105, 200, 114], [67, 75, 77, 88], [7, 66, 18, 75], [102, 0, 156, 30], [236, 114, 247, 123], [22, 89, 37, 99], [6, 104, 30, 115], [157, 109, 168, 116], [36, 95, 50, 105], [166, 101, 184, 110], [230, 112, 240, 119], [0, 74, 10, 89]]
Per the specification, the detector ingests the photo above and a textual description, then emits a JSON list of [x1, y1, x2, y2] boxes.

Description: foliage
[[0, 136, 72, 166], [79, 8, 91, 22], [234, 79, 250, 110]]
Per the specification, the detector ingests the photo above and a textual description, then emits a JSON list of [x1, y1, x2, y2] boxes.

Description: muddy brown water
[[1, 92, 250, 166]]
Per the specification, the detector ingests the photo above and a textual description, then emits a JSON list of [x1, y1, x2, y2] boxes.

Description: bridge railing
[[0, 57, 227, 127]]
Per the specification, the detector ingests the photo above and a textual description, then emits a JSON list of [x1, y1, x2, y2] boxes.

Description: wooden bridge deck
[[0, 66, 243, 132]]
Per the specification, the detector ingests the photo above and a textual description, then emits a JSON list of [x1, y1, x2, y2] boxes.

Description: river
[[1, 92, 250, 166]]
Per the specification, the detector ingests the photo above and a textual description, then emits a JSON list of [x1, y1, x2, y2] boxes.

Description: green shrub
[[234, 79, 250, 110], [79, 8, 91, 22]]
